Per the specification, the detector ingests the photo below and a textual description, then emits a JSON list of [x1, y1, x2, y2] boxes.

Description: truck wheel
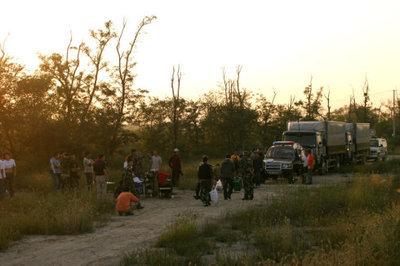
[[336, 157, 341, 169], [287, 173, 294, 184]]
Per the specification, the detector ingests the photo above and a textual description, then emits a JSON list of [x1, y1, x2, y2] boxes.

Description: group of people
[[0, 153, 17, 199], [49, 152, 109, 197], [115, 148, 182, 216], [195, 150, 264, 207]]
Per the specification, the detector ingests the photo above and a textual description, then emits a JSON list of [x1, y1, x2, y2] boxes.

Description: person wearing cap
[[197, 155, 214, 206], [168, 148, 182, 187], [221, 154, 235, 200], [239, 152, 254, 200]]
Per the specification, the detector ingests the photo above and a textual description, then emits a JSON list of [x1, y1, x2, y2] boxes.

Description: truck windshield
[[283, 133, 316, 147], [370, 139, 379, 147], [266, 147, 294, 160]]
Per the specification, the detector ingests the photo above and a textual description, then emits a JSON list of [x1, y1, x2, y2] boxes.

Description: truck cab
[[282, 131, 324, 170], [368, 137, 388, 161], [264, 141, 305, 183]]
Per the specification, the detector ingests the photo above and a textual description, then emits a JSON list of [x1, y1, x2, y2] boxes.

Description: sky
[[1, 0, 400, 109]]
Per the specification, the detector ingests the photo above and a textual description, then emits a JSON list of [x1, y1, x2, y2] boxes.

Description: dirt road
[[0, 173, 352, 266]]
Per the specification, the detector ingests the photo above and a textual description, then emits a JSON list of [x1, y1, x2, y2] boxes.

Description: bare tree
[[171, 64, 182, 148], [81, 21, 116, 123], [324, 89, 331, 120], [108, 15, 156, 154]]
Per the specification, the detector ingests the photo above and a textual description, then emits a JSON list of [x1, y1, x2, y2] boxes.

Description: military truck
[[264, 141, 304, 183], [345, 123, 370, 164], [282, 121, 346, 173]]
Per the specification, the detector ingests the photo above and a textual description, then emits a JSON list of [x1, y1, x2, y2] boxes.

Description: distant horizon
[[2, 0, 399, 109]]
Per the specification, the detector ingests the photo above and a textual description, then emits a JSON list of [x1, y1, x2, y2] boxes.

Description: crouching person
[[116, 187, 140, 216]]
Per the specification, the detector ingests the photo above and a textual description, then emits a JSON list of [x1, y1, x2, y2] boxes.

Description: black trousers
[[222, 176, 233, 199]]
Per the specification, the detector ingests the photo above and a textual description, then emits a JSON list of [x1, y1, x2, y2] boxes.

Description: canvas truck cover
[[345, 123, 370, 151], [287, 121, 346, 155]]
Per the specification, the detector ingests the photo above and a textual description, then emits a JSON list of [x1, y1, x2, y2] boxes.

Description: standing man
[[69, 154, 80, 189], [83, 152, 94, 191], [306, 149, 314, 185], [150, 150, 162, 197], [301, 151, 309, 184], [198, 155, 214, 206], [168, 148, 182, 187], [3, 153, 16, 197], [253, 152, 263, 187], [50, 152, 61, 191], [239, 152, 254, 200], [0, 156, 6, 199], [60, 152, 70, 190], [230, 151, 240, 177], [93, 154, 109, 198], [221, 154, 235, 200]]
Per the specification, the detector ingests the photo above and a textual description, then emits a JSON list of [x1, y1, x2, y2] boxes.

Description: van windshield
[[283, 133, 316, 147], [370, 139, 379, 147], [266, 147, 294, 160]]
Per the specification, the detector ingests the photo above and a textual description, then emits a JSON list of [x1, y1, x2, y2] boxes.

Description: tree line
[[0, 18, 398, 169]]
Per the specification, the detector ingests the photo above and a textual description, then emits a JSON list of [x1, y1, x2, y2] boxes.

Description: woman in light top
[[3, 153, 16, 197]]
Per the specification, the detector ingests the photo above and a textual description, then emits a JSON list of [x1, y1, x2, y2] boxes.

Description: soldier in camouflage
[[239, 152, 254, 200], [198, 155, 214, 206]]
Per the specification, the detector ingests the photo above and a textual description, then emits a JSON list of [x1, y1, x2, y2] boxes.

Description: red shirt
[[168, 154, 181, 171], [307, 154, 315, 169]]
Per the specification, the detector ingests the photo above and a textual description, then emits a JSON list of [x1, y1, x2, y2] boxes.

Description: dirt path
[[0, 173, 352, 266]]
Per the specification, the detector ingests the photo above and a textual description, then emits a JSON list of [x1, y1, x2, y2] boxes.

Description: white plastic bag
[[209, 187, 218, 203], [216, 180, 223, 191]]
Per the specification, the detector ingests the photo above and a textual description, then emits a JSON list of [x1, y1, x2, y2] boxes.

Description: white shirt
[[3, 159, 16, 169], [83, 157, 93, 173], [302, 155, 309, 167], [151, 155, 162, 171], [0, 160, 5, 179]]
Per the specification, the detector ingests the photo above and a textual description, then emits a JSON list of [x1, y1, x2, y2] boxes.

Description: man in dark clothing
[[239, 152, 254, 200], [69, 154, 80, 189], [253, 152, 264, 187], [198, 155, 214, 206], [221, 154, 235, 200], [93, 154, 109, 198], [168, 148, 182, 187]]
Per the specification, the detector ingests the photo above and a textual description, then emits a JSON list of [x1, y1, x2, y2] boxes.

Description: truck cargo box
[[345, 123, 370, 151], [287, 121, 346, 155]]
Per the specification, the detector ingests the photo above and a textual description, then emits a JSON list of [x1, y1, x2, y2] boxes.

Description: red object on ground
[[158, 171, 171, 186]]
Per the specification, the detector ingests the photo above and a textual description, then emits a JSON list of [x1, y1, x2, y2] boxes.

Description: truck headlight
[[281, 163, 292, 169]]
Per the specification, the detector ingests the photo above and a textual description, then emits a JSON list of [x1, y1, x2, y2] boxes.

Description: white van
[[368, 138, 388, 161]]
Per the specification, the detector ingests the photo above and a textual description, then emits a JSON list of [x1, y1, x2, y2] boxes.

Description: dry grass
[[0, 173, 115, 251]]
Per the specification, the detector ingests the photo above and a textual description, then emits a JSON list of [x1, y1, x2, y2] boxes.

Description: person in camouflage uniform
[[197, 155, 214, 206], [239, 152, 254, 200]]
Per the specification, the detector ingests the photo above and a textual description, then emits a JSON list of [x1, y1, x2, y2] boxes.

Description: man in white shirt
[[0, 155, 6, 199], [83, 152, 94, 191], [149, 150, 162, 197], [301, 153, 309, 184], [3, 153, 16, 197]]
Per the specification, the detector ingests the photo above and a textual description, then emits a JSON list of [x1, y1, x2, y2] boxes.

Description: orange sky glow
[[2, 0, 400, 109]]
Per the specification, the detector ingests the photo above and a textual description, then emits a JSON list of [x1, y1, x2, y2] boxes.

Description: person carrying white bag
[[209, 185, 218, 203], [197, 155, 215, 207]]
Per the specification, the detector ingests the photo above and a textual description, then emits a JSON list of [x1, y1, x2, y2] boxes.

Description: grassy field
[[0, 157, 210, 252], [121, 160, 400, 265], [0, 172, 115, 251]]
